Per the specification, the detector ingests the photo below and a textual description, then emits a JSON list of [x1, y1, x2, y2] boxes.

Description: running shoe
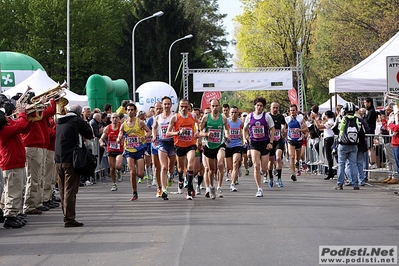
[[225, 173, 231, 182], [152, 178, 157, 186], [245, 169, 249, 176], [205, 191, 210, 198], [111, 183, 118, 191], [195, 185, 201, 195], [301, 162, 307, 171], [156, 188, 162, 198], [216, 187, 223, 198], [291, 174, 297, 182], [248, 159, 253, 167], [210, 186, 216, 199], [255, 189, 263, 197], [184, 180, 188, 188], [235, 179, 239, 185], [296, 170, 301, 176], [117, 171, 123, 182], [268, 177, 274, 188], [263, 177, 268, 184], [143, 173, 148, 180], [167, 176, 173, 187], [230, 184, 237, 192], [161, 190, 169, 200], [277, 179, 284, 187], [185, 192, 193, 200], [138, 178, 142, 184], [178, 181, 184, 194], [130, 192, 138, 201]]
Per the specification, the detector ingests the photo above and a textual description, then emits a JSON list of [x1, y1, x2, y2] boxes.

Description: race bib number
[[179, 127, 193, 141], [208, 129, 221, 143], [109, 141, 121, 150], [274, 129, 281, 141], [252, 126, 265, 139], [230, 128, 240, 140], [161, 125, 168, 139], [289, 128, 300, 139], [126, 136, 139, 149]]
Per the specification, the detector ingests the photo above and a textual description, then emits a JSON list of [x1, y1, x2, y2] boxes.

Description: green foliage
[[0, 0, 230, 97], [309, 0, 399, 103], [234, 0, 316, 110]]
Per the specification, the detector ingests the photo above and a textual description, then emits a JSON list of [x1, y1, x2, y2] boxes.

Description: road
[[0, 167, 398, 266]]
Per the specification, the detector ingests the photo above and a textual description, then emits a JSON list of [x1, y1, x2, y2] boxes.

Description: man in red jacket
[[21, 94, 56, 215], [0, 103, 29, 228], [42, 116, 59, 208]]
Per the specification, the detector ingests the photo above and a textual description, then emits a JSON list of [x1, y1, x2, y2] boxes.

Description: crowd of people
[[1, 92, 398, 229]]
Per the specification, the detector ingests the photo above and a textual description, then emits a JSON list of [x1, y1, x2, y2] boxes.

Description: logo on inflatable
[[139, 95, 176, 105]]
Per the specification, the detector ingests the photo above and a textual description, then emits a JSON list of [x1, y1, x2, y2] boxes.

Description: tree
[[233, 0, 316, 110], [309, 0, 399, 102]]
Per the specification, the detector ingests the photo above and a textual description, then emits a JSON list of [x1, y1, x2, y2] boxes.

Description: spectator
[[103, 103, 112, 125], [363, 97, 377, 168], [116, 100, 129, 115], [334, 102, 362, 190], [54, 104, 93, 227], [82, 106, 91, 122]]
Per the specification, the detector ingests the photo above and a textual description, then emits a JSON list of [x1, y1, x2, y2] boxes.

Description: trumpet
[[10, 81, 70, 121], [16, 86, 33, 106], [30, 81, 68, 104]]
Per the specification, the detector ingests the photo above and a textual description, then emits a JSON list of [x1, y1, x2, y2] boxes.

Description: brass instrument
[[10, 81, 69, 121], [30, 81, 68, 104], [16, 86, 33, 106]]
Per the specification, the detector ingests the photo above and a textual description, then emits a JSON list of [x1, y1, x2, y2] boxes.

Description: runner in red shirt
[[100, 113, 124, 192]]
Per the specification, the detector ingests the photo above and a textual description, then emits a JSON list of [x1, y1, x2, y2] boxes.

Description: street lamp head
[[152, 11, 164, 17], [184, 34, 193, 39]]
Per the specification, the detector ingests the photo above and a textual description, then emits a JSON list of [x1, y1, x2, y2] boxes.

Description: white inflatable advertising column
[[136, 81, 178, 112]]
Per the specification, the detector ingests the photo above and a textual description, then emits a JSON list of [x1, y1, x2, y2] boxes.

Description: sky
[[218, 0, 243, 64]]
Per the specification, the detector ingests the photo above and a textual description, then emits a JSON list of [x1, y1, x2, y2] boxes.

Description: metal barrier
[[304, 133, 397, 179], [364, 134, 396, 177], [91, 138, 107, 182]]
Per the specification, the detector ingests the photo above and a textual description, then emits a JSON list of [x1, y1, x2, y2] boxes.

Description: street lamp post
[[132, 11, 164, 103], [168, 34, 193, 86], [67, 0, 70, 87]]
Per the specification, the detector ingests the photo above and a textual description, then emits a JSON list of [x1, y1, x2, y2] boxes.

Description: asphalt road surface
[[1, 168, 398, 266]]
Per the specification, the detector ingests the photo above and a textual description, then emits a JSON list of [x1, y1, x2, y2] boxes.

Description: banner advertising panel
[[288, 87, 298, 106], [200, 91, 221, 111], [193, 71, 292, 92]]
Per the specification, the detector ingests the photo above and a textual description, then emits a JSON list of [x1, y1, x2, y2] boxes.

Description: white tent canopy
[[318, 94, 348, 113], [3, 69, 88, 107], [329, 32, 399, 93]]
